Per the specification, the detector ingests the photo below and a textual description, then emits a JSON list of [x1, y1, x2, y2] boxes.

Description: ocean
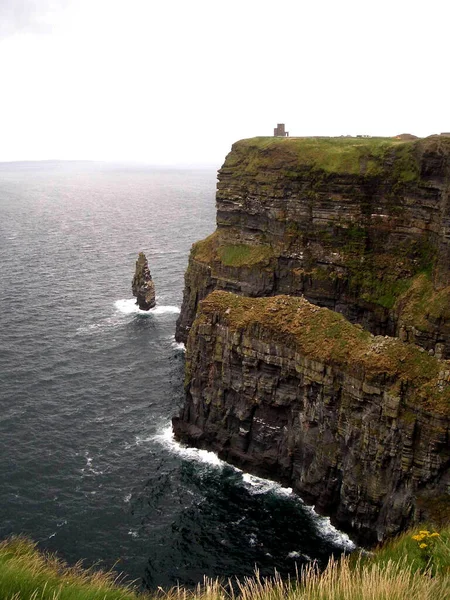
[[0, 161, 354, 590]]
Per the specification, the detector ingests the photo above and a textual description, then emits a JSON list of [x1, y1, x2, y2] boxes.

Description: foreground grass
[[1, 527, 449, 600], [0, 537, 145, 600], [362, 526, 450, 576]]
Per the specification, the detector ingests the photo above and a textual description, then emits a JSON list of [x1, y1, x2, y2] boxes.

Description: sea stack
[[132, 252, 156, 310]]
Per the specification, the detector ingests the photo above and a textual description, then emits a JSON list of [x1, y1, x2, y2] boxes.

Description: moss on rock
[[222, 136, 424, 180], [191, 229, 275, 268], [196, 291, 450, 413]]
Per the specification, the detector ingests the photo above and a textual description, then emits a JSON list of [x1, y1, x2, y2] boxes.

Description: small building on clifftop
[[274, 123, 289, 137]]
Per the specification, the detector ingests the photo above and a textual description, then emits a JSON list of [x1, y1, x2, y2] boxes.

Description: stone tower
[[274, 123, 289, 137]]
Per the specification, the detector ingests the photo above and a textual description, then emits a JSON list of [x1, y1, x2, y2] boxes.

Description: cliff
[[173, 292, 450, 544], [175, 136, 450, 357]]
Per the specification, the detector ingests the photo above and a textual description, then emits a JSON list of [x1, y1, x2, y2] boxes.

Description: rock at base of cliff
[[132, 252, 156, 310]]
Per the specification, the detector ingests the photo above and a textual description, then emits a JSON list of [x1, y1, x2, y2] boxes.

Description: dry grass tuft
[[1, 528, 450, 600]]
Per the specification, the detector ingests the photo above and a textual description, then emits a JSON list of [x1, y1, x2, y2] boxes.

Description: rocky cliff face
[[173, 292, 450, 544], [173, 136, 450, 544], [176, 136, 450, 357], [132, 252, 156, 310]]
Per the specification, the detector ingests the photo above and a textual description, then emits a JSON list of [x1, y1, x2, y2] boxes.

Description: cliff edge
[[173, 136, 450, 544], [173, 291, 450, 543], [176, 136, 450, 357]]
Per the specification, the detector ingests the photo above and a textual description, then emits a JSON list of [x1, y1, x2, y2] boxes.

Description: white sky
[[0, 0, 448, 165]]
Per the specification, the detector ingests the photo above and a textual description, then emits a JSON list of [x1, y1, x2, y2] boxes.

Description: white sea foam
[[133, 434, 155, 445], [153, 423, 356, 550], [243, 478, 355, 549], [81, 451, 104, 476], [171, 340, 186, 351], [154, 425, 290, 491], [114, 299, 149, 315], [114, 298, 180, 316], [301, 504, 355, 550], [287, 550, 313, 561], [242, 472, 293, 496], [75, 316, 122, 335], [153, 424, 224, 466], [76, 300, 181, 335], [151, 305, 180, 315]]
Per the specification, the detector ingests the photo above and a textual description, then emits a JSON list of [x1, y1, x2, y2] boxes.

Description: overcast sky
[[0, 0, 447, 165]]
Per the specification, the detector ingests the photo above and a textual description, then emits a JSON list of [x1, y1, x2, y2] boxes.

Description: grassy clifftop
[[1, 528, 449, 600], [222, 135, 450, 180], [176, 133, 450, 354], [196, 291, 450, 414]]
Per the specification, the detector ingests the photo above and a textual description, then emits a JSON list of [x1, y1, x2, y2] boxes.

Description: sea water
[[0, 161, 354, 589]]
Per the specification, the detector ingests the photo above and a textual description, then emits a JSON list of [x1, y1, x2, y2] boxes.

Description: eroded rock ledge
[[173, 291, 450, 544], [175, 136, 450, 357]]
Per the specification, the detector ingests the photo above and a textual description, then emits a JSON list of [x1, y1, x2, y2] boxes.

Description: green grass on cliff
[[217, 244, 273, 268], [1, 527, 449, 600], [195, 291, 450, 413], [222, 136, 425, 180], [0, 537, 146, 600], [395, 273, 450, 330], [360, 526, 450, 577], [191, 230, 274, 268]]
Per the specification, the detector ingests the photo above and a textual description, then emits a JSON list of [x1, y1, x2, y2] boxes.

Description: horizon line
[[0, 158, 220, 168]]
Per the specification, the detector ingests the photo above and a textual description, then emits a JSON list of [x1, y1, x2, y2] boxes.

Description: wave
[[287, 550, 312, 561], [303, 507, 355, 550], [152, 424, 224, 467], [151, 305, 181, 315], [80, 451, 104, 476], [76, 300, 181, 334], [153, 424, 356, 550], [242, 472, 293, 497], [171, 340, 186, 351], [114, 298, 180, 315], [75, 316, 121, 335]]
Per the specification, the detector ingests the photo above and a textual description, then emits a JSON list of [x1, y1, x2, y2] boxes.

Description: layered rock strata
[[176, 136, 450, 357], [173, 291, 450, 544], [132, 252, 156, 310]]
